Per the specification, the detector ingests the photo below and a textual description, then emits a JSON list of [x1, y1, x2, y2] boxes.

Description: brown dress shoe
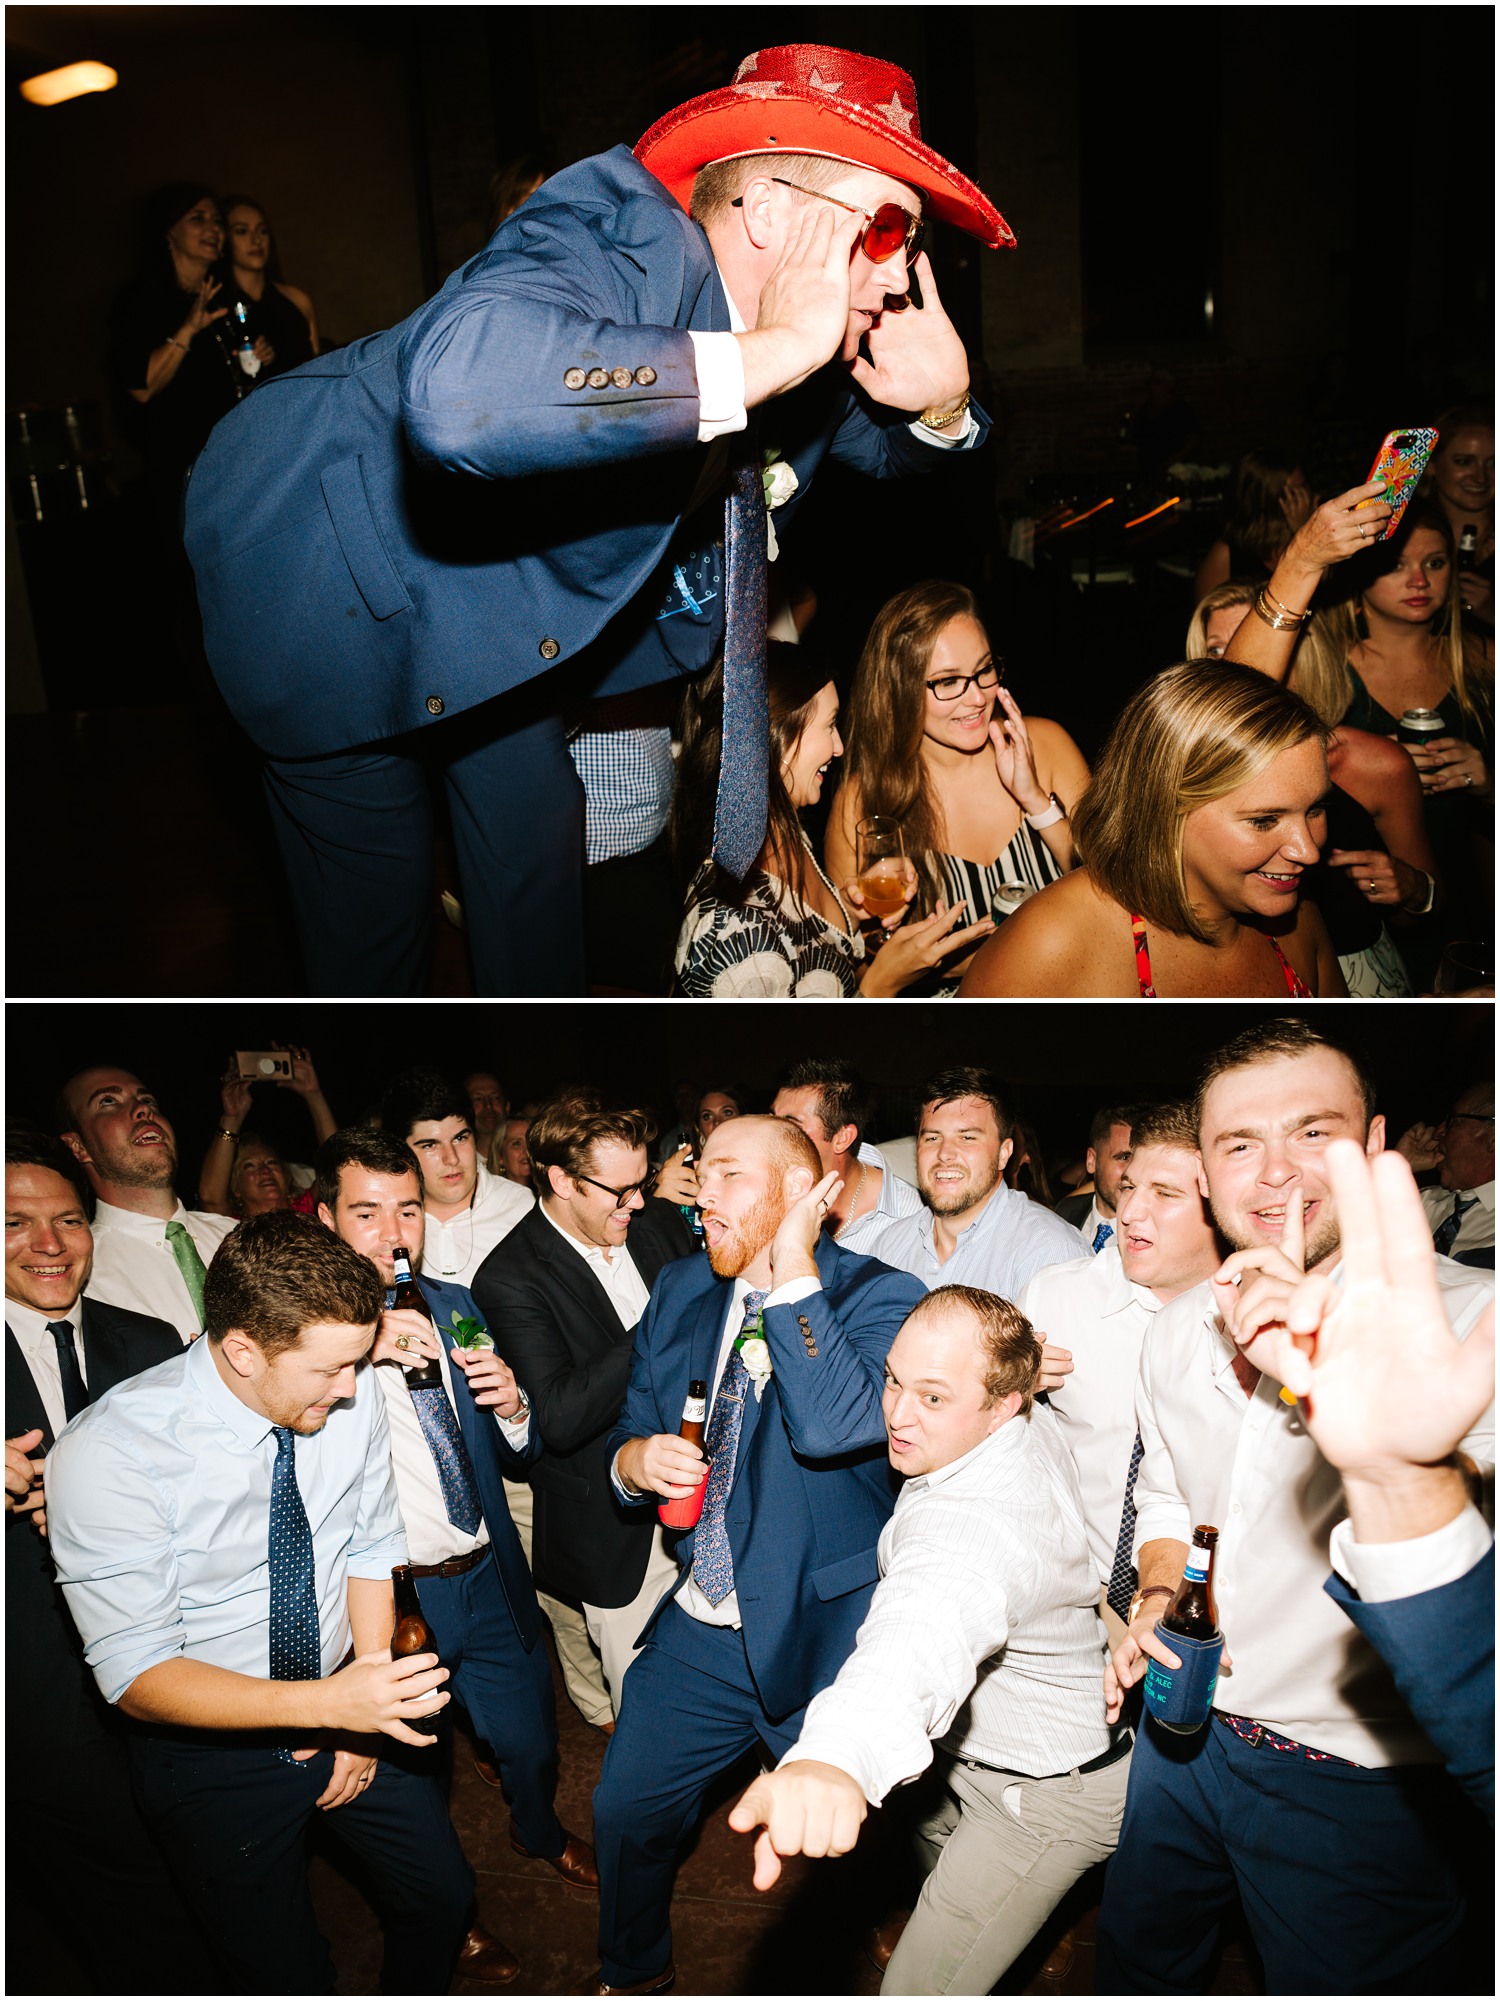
[[590, 1962, 675, 1995], [510, 1826, 600, 1889], [1039, 1928, 1076, 1979], [864, 1911, 910, 1974], [456, 1925, 520, 1986], [472, 1755, 502, 1789]]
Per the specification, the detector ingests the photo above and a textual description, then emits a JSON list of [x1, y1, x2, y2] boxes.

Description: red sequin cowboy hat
[[635, 43, 1014, 249]]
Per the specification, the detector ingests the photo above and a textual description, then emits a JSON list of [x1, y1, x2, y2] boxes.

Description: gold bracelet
[[920, 391, 970, 430], [1262, 585, 1310, 623], [1252, 589, 1305, 632]]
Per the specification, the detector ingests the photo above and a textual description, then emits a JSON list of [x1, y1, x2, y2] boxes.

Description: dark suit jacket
[[6, 1301, 179, 1784], [1324, 1546, 1495, 1823], [182, 145, 989, 759], [1054, 1191, 1094, 1230], [607, 1234, 926, 1721], [416, 1272, 546, 1652], [470, 1199, 694, 1607]]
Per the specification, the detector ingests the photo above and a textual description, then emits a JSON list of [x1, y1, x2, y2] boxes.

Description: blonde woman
[[826, 581, 1089, 982], [959, 662, 1344, 997]]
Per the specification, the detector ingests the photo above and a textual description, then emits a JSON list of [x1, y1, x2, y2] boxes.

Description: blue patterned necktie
[[712, 461, 769, 879], [1105, 1430, 1145, 1623], [46, 1320, 90, 1423], [693, 1287, 768, 1606], [268, 1425, 320, 1762], [1091, 1221, 1114, 1254], [1433, 1194, 1479, 1257], [385, 1290, 483, 1533]]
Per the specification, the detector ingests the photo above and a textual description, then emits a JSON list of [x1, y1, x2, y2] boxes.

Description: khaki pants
[[503, 1476, 613, 1729], [882, 1743, 1131, 1995], [583, 1526, 682, 1713]]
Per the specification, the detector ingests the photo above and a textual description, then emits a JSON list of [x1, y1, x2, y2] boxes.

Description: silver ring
[[1464, 774, 1473, 786], [396, 1334, 410, 1351], [1366, 879, 1375, 892], [1358, 524, 1366, 538]]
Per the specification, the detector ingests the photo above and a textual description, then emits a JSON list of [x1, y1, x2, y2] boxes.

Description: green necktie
[[164, 1219, 208, 1329]]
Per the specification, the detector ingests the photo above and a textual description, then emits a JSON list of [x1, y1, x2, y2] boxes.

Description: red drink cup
[[658, 1464, 711, 1529]]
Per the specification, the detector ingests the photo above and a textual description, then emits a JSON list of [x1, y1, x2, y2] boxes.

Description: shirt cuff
[[611, 1445, 649, 1506], [765, 1275, 822, 1310], [780, 1718, 927, 1807], [496, 1409, 531, 1448], [909, 408, 976, 448], [1329, 1503, 1493, 1602], [687, 330, 748, 442]]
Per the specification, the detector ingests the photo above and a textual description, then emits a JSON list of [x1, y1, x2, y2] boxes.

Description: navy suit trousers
[[129, 1734, 472, 1993], [1095, 1712, 1474, 1993], [593, 1601, 809, 1986], [416, 1558, 563, 1856], [262, 680, 585, 996]]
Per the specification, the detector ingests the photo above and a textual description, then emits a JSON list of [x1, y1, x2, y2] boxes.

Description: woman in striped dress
[[826, 580, 1090, 989]]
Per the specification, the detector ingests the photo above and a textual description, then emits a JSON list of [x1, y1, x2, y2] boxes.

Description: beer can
[[1398, 708, 1445, 745], [1143, 1623, 1224, 1735]]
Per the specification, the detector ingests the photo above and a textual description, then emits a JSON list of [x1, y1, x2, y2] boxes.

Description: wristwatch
[[503, 1386, 531, 1423], [1128, 1584, 1174, 1626]]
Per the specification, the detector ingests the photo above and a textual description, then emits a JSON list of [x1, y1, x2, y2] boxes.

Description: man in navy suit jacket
[[591, 1114, 925, 1993], [317, 1127, 597, 1985], [181, 43, 1011, 996], [5, 1125, 214, 1995]]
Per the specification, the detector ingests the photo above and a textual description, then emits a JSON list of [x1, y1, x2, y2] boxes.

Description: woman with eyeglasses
[[826, 580, 1090, 985]]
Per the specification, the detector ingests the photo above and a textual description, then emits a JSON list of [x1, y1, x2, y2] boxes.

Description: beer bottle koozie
[[1143, 1526, 1224, 1735], [658, 1379, 711, 1529]]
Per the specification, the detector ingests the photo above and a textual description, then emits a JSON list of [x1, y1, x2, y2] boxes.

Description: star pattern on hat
[[734, 52, 758, 79], [879, 89, 915, 134], [806, 69, 845, 94]]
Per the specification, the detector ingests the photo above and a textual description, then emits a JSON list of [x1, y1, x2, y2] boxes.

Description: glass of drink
[[855, 817, 910, 920], [1434, 942, 1494, 996]]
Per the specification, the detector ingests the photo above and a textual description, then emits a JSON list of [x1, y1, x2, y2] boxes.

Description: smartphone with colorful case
[[1356, 427, 1438, 541]]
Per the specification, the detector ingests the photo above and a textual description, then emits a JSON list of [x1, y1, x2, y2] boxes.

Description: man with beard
[[1097, 1019, 1494, 1995], [57, 1066, 236, 1341], [874, 1067, 1080, 1303], [1054, 1104, 1146, 1253], [591, 1114, 924, 1994], [1020, 1102, 1223, 1634]]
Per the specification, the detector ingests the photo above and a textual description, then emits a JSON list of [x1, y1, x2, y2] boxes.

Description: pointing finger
[[1279, 1192, 1305, 1272]]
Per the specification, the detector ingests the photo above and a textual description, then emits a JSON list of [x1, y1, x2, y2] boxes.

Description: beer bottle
[[678, 1153, 706, 1243], [1458, 524, 1479, 571], [658, 1379, 710, 1529], [1162, 1525, 1220, 1639], [390, 1248, 445, 1391], [390, 1563, 445, 1739]]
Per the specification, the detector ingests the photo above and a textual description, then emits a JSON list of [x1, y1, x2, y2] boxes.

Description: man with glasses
[[1398, 1083, 1495, 1269], [471, 1096, 695, 1713], [183, 44, 1011, 998]]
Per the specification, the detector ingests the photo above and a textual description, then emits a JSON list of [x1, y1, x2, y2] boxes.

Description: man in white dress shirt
[[874, 1067, 1082, 1304], [729, 1284, 1129, 1995], [1099, 1017, 1494, 1995], [380, 1069, 533, 1288], [1021, 1102, 1223, 1631], [771, 1058, 922, 1256], [58, 1065, 236, 1341]]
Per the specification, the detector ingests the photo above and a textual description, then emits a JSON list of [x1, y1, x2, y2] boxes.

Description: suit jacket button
[[564, 367, 587, 390], [586, 367, 609, 389], [807, 1345, 819, 1358], [425, 695, 445, 715], [798, 1315, 811, 1331], [611, 366, 632, 389], [634, 365, 657, 386], [539, 637, 561, 660]]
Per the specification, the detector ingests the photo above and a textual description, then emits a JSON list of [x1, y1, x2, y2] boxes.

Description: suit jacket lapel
[[5, 1325, 55, 1453], [532, 1215, 630, 1348]]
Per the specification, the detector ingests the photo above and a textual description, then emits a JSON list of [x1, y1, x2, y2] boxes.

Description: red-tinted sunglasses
[[731, 176, 925, 266]]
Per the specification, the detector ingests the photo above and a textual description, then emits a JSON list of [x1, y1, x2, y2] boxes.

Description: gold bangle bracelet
[[920, 391, 970, 430], [1263, 585, 1309, 623]]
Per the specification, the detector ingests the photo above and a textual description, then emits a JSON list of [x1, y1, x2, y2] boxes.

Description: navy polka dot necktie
[[693, 1288, 768, 1606], [268, 1425, 320, 1761], [1106, 1431, 1145, 1623]]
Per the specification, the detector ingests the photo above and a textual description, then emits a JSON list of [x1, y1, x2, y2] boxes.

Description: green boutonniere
[[450, 1311, 494, 1352]]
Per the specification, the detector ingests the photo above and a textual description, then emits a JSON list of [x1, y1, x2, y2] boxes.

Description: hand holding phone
[[1355, 428, 1438, 541]]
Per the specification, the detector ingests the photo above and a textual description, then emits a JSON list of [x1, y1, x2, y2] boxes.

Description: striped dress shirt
[[788, 1405, 1111, 1803]]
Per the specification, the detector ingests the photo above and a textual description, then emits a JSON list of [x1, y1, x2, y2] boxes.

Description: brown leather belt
[[407, 1547, 488, 1580]]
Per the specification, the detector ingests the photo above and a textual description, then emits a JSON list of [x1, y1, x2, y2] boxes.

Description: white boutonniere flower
[[735, 1314, 774, 1401], [762, 454, 798, 562]]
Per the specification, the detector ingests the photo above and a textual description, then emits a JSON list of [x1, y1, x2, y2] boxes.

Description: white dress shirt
[[47, 1335, 406, 1704], [1020, 1244, 1166, 1586], [1329, 1503, 1493, 1604], [875, 1182, 1085, 1306], [1420, 1180, 1495, 1260], [84, 1200, 237, 1342], [837, 1142, 925, 1258], [6, 1296, 90, 1441], [540, 1201, 651, 1327], [421, 1164, 533, 1287], [1076, 1199, 1114, 1253], [1132, 1259, 1494, 1765], [788, 1407, 1110, 1802]]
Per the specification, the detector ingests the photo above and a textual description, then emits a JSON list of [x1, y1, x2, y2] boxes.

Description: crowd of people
[[109, 39, 1486, 1000], [6, 1024, 1494, 1993]]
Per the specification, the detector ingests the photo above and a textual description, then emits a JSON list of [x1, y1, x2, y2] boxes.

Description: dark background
[[13, 1002, 1493, 1193]]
